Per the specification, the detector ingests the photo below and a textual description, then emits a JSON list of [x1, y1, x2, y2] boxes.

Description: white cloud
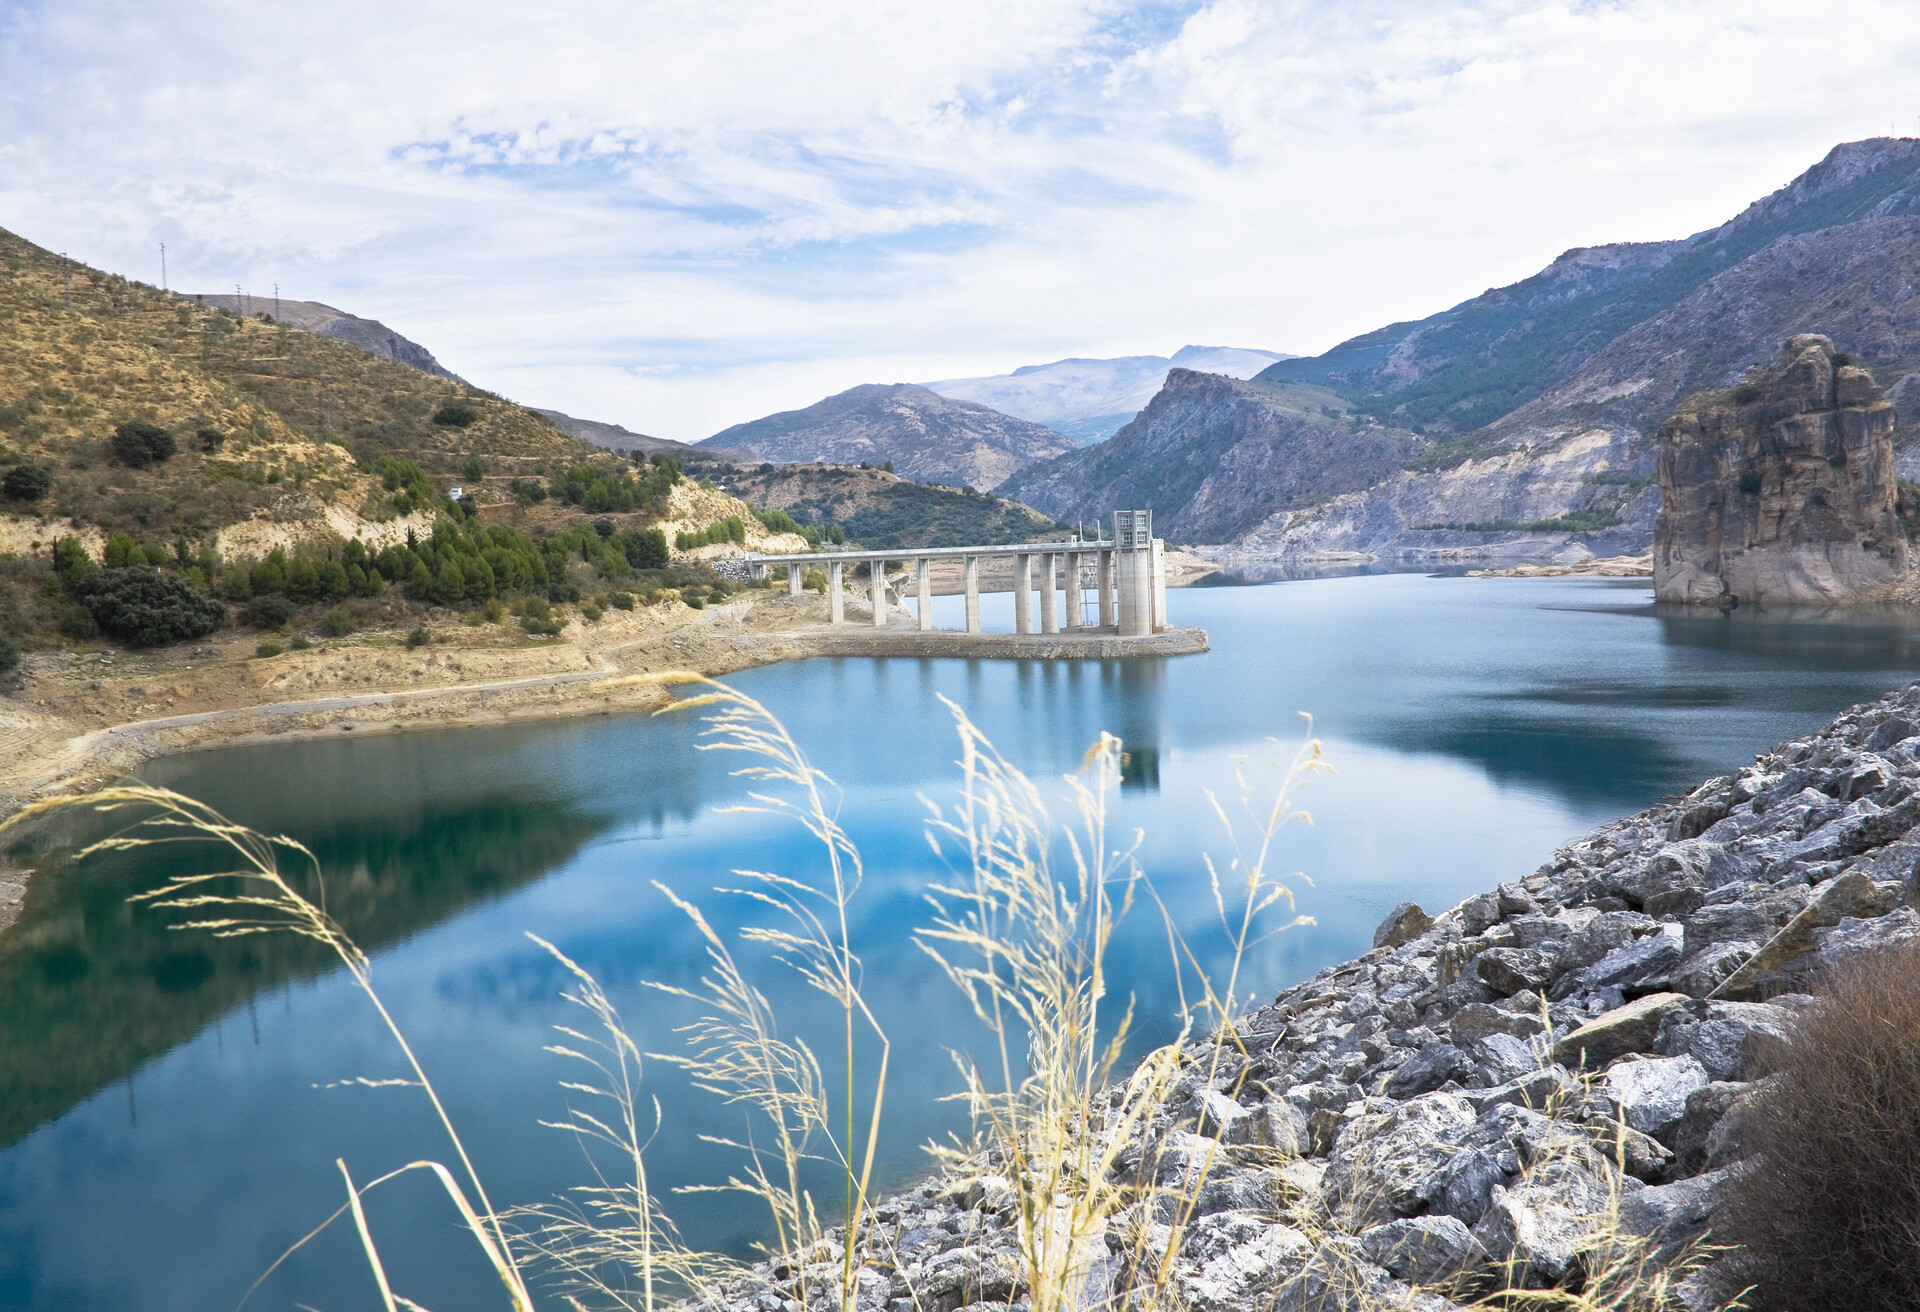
[[2, 0, 1918, 439]]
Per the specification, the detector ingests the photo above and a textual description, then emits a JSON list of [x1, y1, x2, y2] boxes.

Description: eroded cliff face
[[1654, 335, 1906, 604]]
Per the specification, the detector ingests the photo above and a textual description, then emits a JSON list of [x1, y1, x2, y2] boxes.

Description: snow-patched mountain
[[923, 345, 1293, 445]]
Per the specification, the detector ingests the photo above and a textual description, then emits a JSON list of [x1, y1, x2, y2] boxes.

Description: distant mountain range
[[1006, 138, 1920, 566], [923, 345, 1292, 445], [699, 383, 1076, 490], [191, 294, 461, 380]]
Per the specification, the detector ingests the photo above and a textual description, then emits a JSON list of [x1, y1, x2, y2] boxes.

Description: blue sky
[[3, 0, 1918, 439]]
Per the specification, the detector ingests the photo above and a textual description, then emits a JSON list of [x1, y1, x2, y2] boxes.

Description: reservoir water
[[6, 573, 1920, 1310]]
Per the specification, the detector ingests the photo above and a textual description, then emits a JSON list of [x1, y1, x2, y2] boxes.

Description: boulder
[[1358, 1215, 1486, 1285], [1323, 1095, 1474, 1227], [1449, 1002, 1547, 1048], [1373, 902, 1433, 950], [1551, 993, 1692, 1070], [1619, 1168, 1728, 1266], [1712, 871, 1905, 998], [1604, 1055, 1708, 1137], [1574, 923, 1684, 994], [1475, 947, 1562, 997], [1386, 1043, 1473, 1099], [1660, 1081, 1750, 1175], [1472, 1158, 1616, 1286]]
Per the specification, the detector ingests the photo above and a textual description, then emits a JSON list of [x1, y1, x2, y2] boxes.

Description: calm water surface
[[5, 574, 1920, 1310]]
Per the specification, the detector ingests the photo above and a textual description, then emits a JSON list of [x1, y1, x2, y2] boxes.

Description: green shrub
[[244, 595, 297, 630], [255, 640, 282, 658], [197, 428, 225, 451], [73, 568, 223, 646], [433, 402, 480, 428], [288, 634, 312, 651], [406, 626, 431, 649], [2, 464, 52, 502], [609, 591, 634, 611], [685, 593, 705, 610], [110, 420, 175, 468], [1732, 382, 1766, 405], [0, 631, 18, 679], [321, 608, 354, 638], [580, 604, 603, 622], [463, 456, 485, 480], [520, 615, 564, 636], [56, 601, 97, 640]]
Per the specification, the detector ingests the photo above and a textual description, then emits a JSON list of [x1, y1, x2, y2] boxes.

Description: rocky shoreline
[[697, 680, 1920, 1312]]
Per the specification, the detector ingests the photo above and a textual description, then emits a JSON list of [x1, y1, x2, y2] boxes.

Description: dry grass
[[1708, 941, 1920, 1311], [2, 677, 1740, 1312]]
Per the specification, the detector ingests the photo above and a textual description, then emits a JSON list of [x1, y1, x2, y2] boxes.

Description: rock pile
[[699, 682, 1920, 1312], [1654, 333, 1907, 605]]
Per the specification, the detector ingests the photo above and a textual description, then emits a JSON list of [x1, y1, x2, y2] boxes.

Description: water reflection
[[5, 573, 1920, 1311]]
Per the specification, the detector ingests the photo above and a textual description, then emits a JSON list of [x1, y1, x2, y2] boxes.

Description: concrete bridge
[[746, 510, 1171, 638]]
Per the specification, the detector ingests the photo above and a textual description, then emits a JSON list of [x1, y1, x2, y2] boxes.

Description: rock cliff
[[1013, 139, 1920, 570], [697, 683, 1920, 1312], [1655, 335, 1907, 604]]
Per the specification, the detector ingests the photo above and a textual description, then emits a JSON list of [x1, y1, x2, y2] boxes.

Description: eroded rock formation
[[1655, 334, 1907, 604]]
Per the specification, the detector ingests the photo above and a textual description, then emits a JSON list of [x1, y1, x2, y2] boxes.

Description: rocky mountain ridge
[[191, 293, 461, 380], [701, 383, 1076, 491], [1012, 138, 1920, 569], [697, 681, 1920, 1312]]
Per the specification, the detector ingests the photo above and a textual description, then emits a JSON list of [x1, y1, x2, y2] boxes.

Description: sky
[[3, 1, 1919, 441]]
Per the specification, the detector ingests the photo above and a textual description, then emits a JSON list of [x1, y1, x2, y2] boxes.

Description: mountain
[[722, 463, 1059, 550], [533, 408, 722, 462], [1010, 138, 1920, 568], [192, 294, 461, 380], [700, 383, 1076, 490], [924, 345, 1293, 445]]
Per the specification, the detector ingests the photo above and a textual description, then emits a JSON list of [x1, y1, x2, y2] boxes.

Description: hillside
[[924, 344, 1292, 445], [193, 294, 460, 380], [701, 383, 1075, 490], [1018, 138, 1920, 567], [0, 226, 775, 651], [723, 463, 1060, 550]]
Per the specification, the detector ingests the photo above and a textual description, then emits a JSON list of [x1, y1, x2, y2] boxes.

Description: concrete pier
[[748, 512, 1172, 651], [1014, 554, 1034, 635]]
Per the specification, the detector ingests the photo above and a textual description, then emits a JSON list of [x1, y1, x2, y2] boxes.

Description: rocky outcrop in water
[[1655, 335, 1907, 604], [699, 682, 1920, 1311]]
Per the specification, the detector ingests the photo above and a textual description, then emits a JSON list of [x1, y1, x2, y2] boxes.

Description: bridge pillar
[[1063, 551, 1081, 629], [1117, 549, 1152, 636], [1098, 550, 1115, 629], [870, 560, 888, 627], [829, 560, 844, 624], [964, 556, 980, 633], [1151, 538, 1168, 633], [1040, 552, 1059, 634], [1014, 554, 1034, 634], [916, 558, 933, 631], [787, 564, 802, 596]]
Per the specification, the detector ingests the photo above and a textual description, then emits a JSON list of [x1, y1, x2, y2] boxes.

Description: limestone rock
[[1358, 1215, 1486, 1285], [1373, 901, 1433, 950], [1654, 334, 1908, 605], [1604, 1055, 1708, 1136], [1551, 992, 1691, 1070]]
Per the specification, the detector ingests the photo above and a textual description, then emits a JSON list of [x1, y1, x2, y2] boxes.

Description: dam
[[747, 510, 1193, 652]]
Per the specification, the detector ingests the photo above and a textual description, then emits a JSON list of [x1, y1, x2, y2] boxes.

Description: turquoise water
[[4, 574, 1920, 1310]]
